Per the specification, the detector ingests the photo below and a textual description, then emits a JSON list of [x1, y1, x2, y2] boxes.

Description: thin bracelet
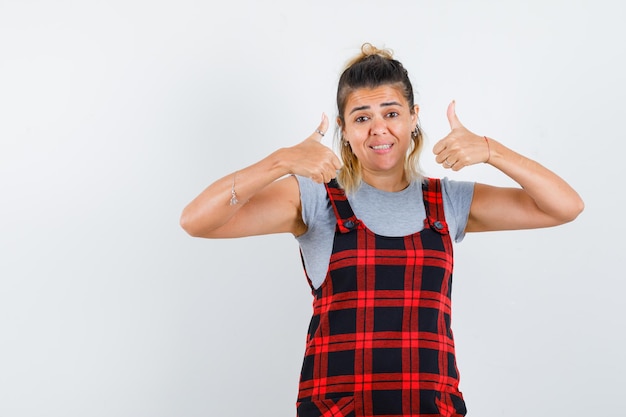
[[483, 136, 491, 163], [229, 171, 239, 205]]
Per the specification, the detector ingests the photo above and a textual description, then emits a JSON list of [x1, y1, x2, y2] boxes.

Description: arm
[[180, 114, 342, 238], [433, 101, 584, 232]]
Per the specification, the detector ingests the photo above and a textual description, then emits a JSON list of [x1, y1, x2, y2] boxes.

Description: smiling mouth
[[371, 144, 392, 150]]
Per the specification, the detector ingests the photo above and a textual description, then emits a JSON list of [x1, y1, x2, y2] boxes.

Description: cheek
[[393, 126, 412, 140], [345, 125, 368, 141]]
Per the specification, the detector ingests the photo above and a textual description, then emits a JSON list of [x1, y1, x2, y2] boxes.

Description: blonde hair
[[334, 43, 423, 194]]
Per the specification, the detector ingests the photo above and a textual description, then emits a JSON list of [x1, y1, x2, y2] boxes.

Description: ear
[[336, 116, 347, 138]]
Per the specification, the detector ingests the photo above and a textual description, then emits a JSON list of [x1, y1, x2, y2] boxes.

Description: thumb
[[447, 100, 463, 130], [312, 112, 329, 142]]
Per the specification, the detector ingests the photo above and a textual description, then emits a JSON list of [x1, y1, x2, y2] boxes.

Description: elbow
[[180, 203, 225, 238], [179, 212, 193, 236], [559, 195, 585, 224], [179, 210, 202, 237], [180, 208, 222, 238], [571, 196, 585, 220]]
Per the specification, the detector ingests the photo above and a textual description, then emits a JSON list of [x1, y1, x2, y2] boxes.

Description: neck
[[362, 170, 409, 192]]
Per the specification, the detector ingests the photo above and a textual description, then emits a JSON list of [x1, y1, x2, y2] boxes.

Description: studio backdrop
[[0, 1, 623, 416]]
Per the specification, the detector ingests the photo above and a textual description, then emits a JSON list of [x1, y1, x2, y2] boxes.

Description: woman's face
[[340, 85, 418, 181]]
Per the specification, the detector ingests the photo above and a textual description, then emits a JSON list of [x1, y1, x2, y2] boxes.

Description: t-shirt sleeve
[[441, 177, 475, 243], [294, 175, 328, 232]]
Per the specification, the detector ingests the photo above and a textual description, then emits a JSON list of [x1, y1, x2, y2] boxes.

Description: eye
[[355, 115, 370, 123], [386, 111, 399, 118]]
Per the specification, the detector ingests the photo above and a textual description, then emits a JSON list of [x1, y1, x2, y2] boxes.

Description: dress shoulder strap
[[421, 177, 449, 234], [324, 179, 360, 233]]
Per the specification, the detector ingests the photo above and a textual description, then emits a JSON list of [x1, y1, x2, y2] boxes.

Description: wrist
[[483, 136, 491, 163], [268, 147, 295, 177]]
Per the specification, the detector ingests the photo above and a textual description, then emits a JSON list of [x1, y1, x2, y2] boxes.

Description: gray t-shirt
[[295, 175, 475, 289]]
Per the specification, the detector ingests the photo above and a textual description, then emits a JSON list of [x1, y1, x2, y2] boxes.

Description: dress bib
[[297, 178, 466, 417]]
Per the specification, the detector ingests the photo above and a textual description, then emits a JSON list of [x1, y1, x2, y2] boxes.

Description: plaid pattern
[[297, 178, 466, 417]]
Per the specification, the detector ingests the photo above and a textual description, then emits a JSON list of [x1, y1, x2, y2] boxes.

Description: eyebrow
[[349, 101, 403, 115]]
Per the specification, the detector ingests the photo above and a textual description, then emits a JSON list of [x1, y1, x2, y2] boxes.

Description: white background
[[1, 1, 624, 416]]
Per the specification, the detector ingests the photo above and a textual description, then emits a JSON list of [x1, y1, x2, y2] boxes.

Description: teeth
[[372, 144, 392, 150]]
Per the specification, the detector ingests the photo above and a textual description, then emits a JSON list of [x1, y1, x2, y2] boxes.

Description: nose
[[370, 116, 387, 135]]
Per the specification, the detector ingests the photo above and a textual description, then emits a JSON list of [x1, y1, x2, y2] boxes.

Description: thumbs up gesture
[[282, 113, 343, 183], [433, 101, 491, 171]]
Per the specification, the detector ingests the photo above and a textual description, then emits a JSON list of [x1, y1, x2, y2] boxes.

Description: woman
[[180, 43, 584, 417]]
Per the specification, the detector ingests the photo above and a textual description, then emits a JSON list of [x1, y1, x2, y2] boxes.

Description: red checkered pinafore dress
[[296, 178, 467, 417]]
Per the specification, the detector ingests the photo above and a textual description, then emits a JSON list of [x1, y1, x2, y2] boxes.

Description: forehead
[[345, 85, 408, 110]]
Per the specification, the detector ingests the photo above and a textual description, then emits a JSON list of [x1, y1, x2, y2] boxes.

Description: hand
[[283, 113, 343, 183], [433, 101, 490, 171]]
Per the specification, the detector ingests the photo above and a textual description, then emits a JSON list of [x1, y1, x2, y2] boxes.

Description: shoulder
[[294, 175, 328, 202], [440, 176, 475, 197], [294, 175, 330, 226], [437, 177, 475, 242], [434, 176, 475, 212]]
